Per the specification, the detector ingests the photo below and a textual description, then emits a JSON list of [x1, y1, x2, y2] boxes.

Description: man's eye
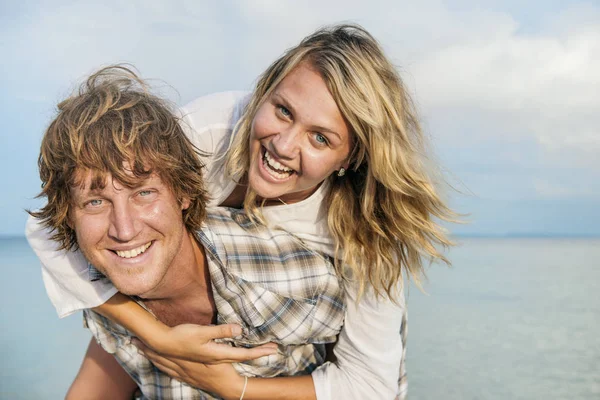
[[86, 199, 103, 207], [137, 190, 156, 200]]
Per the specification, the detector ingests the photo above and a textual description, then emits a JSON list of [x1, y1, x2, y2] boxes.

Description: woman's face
[[248, 62, 352, 204]]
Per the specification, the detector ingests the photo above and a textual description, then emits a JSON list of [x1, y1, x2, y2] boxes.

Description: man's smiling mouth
[[113, 242, 152, 259]]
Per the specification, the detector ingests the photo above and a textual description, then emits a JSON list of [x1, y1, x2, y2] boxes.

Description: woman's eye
[[277, 105, 292, 118], [314, 133, 329, 145], [139, 190, 153, 197]]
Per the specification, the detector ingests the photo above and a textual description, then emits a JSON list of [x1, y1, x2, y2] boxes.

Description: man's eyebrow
[[71, 189, 101, 201]]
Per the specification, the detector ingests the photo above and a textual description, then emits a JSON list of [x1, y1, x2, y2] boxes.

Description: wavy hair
[[226, 24, 456, 301], [30, 65, 208, 251]]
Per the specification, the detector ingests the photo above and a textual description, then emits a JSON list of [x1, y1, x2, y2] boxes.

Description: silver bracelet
[[240, 376, 248, 400]]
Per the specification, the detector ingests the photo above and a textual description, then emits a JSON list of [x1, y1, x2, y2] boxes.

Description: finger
[[141, 346, 183, 374], [149, 359, 181, 380], [204, 342, 278, 363], [205, 324, 245, 340]]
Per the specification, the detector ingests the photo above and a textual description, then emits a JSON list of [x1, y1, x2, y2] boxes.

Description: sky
[[1, 0, 598, 237]]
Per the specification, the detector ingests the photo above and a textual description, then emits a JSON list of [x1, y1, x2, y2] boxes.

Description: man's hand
[[138, 323, 278, 364]]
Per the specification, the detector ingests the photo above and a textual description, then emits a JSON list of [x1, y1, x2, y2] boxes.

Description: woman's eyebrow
[[271, 91, 295, 111], [272, 92, 342, 139], [312, 124, 342, 140]]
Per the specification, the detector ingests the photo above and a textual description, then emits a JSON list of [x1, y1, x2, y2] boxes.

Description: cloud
[[406, 4, 600, 170], [1, 0, 599, 234]]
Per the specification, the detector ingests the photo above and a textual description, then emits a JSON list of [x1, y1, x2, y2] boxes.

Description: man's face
[[69, 169, 190, 298]]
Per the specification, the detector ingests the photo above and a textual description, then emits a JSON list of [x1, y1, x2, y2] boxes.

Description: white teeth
[[264, 150, 292, 171], [263, 150, 293, 176], [115, 242, 151, 259]]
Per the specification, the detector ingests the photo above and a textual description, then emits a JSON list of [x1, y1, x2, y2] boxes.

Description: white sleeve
[[26, 215, 118, 318], [178, 91, 251, 205], [178, 90, 250, 155], [311, 282, 406, 400]]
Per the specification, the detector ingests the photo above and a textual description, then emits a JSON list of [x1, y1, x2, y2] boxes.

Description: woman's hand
[[144, 323, 278, 364], [133, 338, 248, 400], [94, 294, 276, 364]]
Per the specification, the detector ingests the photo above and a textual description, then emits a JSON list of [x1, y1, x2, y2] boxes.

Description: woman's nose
[[271, 125, 301, 159]]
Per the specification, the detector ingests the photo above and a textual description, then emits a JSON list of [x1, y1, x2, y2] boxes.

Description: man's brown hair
[[29, 65, 208, 250]]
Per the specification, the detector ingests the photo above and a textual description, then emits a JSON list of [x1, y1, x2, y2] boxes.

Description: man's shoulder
[[202, 207, 297, 244], [199, 207, 334, 277]]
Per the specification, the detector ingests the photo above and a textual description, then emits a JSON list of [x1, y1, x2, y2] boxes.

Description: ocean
[[1, 237, 598, 399]]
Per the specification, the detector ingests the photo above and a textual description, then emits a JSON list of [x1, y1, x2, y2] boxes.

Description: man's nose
[[108, 201, 140, 242], [272, 124, 301, 159]]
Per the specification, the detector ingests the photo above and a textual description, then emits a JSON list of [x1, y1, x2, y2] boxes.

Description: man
[[30, 66, 346, 399]]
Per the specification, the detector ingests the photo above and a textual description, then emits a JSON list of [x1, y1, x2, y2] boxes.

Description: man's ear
[[181, 197, 191, 211]]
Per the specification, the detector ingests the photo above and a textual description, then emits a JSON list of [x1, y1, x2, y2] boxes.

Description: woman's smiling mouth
[[262, 147, 295, 180]]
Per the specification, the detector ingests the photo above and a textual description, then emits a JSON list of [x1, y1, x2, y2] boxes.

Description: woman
[[27, 24, 454, 399]]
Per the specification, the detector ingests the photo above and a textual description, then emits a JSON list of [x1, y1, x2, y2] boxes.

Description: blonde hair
[[227, 24, 455, 301], [30, 65, 208, 251]]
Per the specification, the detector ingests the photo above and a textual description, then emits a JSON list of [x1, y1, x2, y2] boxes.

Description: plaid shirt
[[84, 207, 346, 399]]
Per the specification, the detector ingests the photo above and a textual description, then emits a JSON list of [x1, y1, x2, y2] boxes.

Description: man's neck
[[142, 232, 216, 327]]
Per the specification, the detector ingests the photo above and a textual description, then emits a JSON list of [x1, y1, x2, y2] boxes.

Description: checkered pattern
[[85, 207, 346, 399]]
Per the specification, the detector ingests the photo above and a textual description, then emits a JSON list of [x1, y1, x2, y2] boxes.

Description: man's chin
[[110, 276, 160, 299]]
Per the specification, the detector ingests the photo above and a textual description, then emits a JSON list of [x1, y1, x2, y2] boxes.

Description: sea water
[[1, 237, 598, 399]]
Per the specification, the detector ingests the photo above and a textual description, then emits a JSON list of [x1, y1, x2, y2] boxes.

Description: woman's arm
[[26, 215, 118, 318], [134, 282, 406, 400], [28, 211, 274, 364], [96, 293, 277, 363], [135, 340, 316, 400], [311, 281, 406, 399]]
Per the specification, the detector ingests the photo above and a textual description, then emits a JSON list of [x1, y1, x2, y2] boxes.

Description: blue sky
[[1, 0, 598, 236]]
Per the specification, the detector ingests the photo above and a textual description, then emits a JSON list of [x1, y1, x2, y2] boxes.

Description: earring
[[337, 168, 346, 177]]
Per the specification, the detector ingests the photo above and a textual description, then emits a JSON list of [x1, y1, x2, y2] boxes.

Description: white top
[[25, 91, 406, 399]]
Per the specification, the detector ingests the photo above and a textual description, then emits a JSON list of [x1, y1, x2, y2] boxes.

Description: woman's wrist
[[222, 374, 248, 400], [138, 320, 172, 351]]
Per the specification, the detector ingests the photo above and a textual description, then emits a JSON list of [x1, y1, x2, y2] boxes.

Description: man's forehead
[[71, 167, 161, 193]]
